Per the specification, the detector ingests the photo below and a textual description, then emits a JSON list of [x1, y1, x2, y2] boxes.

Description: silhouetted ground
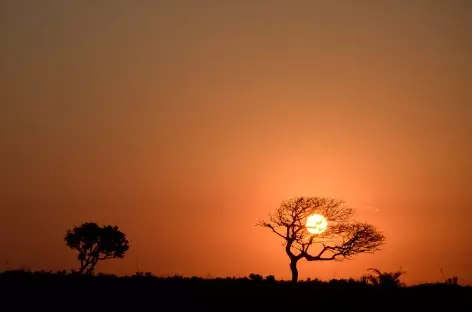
[[0, 270, 470, 311]]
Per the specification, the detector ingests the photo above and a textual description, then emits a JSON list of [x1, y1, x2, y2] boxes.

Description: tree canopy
[[258, 196, 385, 282], [65, 222, 129, 274]]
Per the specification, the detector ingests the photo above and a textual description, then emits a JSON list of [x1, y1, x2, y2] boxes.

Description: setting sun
[[306, 214, 328, 234]]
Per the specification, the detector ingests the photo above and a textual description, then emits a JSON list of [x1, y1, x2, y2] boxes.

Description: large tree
[[65, 222, 129, 274], [258, 196, 385, 283]]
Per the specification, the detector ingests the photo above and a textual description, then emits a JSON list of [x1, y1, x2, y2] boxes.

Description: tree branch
[[257, 221, 287, 240]]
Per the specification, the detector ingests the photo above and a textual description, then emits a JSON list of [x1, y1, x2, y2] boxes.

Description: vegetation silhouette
[[258, 196, 385, 283], [362, 268, 406, 288], [1, 204, 467, 310], [64, 222, 129, 274], [0, 270, 470, 311]]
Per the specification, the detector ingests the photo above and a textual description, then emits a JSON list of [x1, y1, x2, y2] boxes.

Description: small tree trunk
[[79, 258, 93, 274], [85, 259, 98, 275], [79, 263, 88, 274], [290, 260, 299, 283]]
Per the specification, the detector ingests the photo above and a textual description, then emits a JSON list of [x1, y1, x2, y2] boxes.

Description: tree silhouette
[[64, 222, 129, 274], [258, 196, 385, 283], [362, 268, 405, 288]]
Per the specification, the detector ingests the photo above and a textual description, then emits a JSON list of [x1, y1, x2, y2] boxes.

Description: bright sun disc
[[306, 214, 328, 234]]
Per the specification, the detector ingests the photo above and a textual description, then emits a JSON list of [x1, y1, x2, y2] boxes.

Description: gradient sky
[[1, 0, 471, 285]]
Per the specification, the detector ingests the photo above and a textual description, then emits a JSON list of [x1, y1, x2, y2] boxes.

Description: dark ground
[[0, 270, 470, 311]]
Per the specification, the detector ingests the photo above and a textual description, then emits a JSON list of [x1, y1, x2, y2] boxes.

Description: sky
[[1, 0, 471, 285]]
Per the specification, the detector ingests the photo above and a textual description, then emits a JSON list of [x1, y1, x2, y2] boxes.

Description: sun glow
[[306, 214, 328, 234]]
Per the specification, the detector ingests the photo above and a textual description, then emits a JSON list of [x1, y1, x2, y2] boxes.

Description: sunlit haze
[[1, 0, 471, 285]]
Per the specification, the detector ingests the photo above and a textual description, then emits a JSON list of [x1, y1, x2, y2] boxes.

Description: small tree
[[65, 222, 129, 274], [258, 196, 385, 283]]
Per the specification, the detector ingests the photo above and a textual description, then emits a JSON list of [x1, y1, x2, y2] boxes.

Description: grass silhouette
[[1, 269, 469, 311]]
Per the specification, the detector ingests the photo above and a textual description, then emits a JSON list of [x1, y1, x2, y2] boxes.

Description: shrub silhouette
[[249, 273, 263, 281], [362, 268, 405, 288], [64, 222, 129, 274], [445, 276, 459, 285], [0, 270, 470, 311]]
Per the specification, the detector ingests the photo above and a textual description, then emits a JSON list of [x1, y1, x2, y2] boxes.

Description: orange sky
[[1, 1, 471, 285]]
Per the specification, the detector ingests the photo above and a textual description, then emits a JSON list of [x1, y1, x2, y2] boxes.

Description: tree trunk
[[79, 262, 88, 274], [290, 260, 299, 283]]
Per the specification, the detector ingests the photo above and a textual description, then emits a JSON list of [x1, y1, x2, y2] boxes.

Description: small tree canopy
[[65, 222, 129, 274]]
